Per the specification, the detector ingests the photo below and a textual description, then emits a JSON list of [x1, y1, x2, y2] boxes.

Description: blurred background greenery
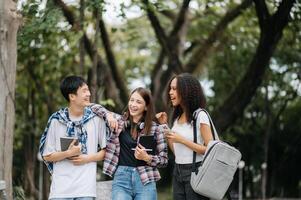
[[11, 0, 301, 199]]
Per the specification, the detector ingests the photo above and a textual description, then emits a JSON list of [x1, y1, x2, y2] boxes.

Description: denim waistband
[[117, 165, 137, 171]]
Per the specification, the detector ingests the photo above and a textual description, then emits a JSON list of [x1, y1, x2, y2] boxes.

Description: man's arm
[[68, 149, 105, 165], [91, 104, 120, 132], [43, 140, 81, 162], [87, 149, 106, 162]]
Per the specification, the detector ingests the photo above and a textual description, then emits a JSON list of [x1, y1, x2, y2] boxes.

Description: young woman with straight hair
[[92, 87, 168, 200]]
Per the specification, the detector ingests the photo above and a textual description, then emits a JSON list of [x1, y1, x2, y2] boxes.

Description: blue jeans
[[51, 198, 95, 200], [112, 166, 157, 200]]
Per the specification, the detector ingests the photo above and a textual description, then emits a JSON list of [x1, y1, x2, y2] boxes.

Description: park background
[[0, 0, 300, 199]]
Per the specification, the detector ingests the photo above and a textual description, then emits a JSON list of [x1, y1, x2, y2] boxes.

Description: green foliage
[[206, 8, 259, 106], [14, 0, 301, 198], [86, 0, 106, 12], [105, 15, 159, 87], [99, 99, 116, 108], [13, 186, 26, 200], [15, 1, 89, 194], [269, 100, 301, 197]]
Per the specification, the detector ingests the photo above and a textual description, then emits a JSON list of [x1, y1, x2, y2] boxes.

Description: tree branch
[[159, 10, 177, 22], [170, 0, 191, 36], [150, 49, 165, 92], [26, 60, 54, 115], [183, 40, 199, 56], [149, 0, 192, 109], [143, 0, 185, 71], [53, 0, 126, 108], [98, 17, 129, 103], [253, 0, 270, 30], [90, 7, 100, 103], [185, 0, 253, 73], [142, 0, 169, 53], [79, 0, 85, 75], [212, 0, 295, 132], [53, 0, 79, 29], [272, 0, 296, 33], [157, 0, 191, 80]]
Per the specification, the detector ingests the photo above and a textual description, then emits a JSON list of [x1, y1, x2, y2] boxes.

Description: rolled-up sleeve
[[98, 119, 107, 149], [149, 126, 168, 168], [42, 120, 57, 156], [91, 104, 110, 119]]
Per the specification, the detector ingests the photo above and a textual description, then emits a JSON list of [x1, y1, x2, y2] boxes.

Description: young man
[[39, 76, 107, 200]]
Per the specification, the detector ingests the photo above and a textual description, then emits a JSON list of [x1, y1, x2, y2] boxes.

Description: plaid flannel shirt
[[92, 104, 168, 185]]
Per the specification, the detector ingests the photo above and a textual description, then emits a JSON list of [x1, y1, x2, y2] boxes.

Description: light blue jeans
[[51, 198, 95, 200], [112, 166, 157, 200]]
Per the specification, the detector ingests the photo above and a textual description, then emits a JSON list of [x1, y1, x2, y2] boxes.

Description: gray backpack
[[190, 109, 242, 200]]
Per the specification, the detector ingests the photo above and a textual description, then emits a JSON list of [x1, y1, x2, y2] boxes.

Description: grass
[[157, 186, 173, 200]]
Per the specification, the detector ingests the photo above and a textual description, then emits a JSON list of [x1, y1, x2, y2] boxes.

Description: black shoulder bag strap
[[191, 108, 216, 173], [191, 108, 232, 200]]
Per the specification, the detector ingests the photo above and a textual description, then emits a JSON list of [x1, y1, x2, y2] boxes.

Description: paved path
[[96, 181, 112, 200]]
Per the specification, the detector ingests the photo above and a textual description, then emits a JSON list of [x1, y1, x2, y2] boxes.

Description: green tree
[[15, 0, 301, 199]]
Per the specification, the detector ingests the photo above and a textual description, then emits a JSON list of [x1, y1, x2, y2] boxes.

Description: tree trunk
[[151, 0, 252, 110], [26, 63, 55, 199], [0, 0, 20, 199], [99, 17, 129, 103], [79, 0, 85, 76], [53, 0, 126, 108], [90, 8, 100, 103], [262, 86, 270, 199], [43, 167, 50, 200], [23, 87, 39, 199], [147, 0, 191, 110], [185, 0, 252, 73], [23, 135, 38, 199], [213, 0, 296, 132]]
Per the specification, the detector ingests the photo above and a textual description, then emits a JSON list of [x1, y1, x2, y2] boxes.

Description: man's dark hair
[[60, 76, 87, 102]]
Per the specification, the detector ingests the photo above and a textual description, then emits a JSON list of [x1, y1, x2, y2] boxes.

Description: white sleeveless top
[[172, 111, 210, 164]]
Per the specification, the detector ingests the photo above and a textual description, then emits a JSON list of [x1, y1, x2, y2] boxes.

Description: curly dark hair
[[167, 73, 206, 123]]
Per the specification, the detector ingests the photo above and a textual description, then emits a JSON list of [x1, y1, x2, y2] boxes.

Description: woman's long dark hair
[[124, 87, 154, 138], [167, 73, 206, 123]]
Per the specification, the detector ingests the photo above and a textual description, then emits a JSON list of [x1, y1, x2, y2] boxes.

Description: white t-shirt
[[172, 111, 210, 164], [43, 115, 106, 199]]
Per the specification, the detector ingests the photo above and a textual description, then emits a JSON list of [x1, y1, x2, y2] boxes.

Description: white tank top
[[172, 111, 210, 164]]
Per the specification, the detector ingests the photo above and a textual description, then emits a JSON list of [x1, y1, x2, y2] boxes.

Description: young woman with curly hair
[[157, 73, 213, 200]]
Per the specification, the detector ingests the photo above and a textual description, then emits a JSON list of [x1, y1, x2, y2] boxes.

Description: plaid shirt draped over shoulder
[[91, 104, 168, 185]]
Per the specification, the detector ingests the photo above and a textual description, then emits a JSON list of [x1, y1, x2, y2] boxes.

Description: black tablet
[[135, 135, 156, 166], [138, 135, 156, 155], [60, 137, 78, 151]]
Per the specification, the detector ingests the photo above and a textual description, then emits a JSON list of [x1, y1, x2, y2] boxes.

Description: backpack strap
[[193, 108, 219, 140], [226, 190, 232, 200], [191, 108, 218, 173]]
